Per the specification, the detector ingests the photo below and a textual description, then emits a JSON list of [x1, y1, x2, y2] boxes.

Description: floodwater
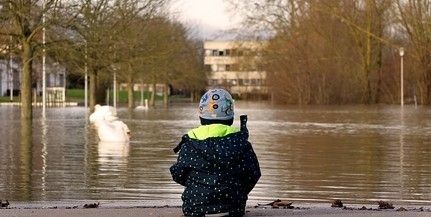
[[1, 102, 431, 206]]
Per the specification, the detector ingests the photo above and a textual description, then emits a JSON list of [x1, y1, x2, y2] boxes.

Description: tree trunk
[[95, 83, 106, 105], [20, 118, 32, 198], [427, 69, 431, 104], [127, 73, 134, 109], [89, 71, 97, 112], [150, 83, 156, 107], [163, 83, 169, 106], [20, 41, 33, 121]]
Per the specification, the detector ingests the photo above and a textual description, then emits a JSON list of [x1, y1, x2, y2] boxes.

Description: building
[[0, 58, 67, 104], [204, 41, 267, 99], [0, 58, 19, 99]]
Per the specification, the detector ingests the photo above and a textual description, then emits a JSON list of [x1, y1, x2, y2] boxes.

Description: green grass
[[66, 89, 85, 101], [0, 89, 161, 103], [0, 96, 16, 102], [67, 89, 161, 103], [117, 90, 155, 103]]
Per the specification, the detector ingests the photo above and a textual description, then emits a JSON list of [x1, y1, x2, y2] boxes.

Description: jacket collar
[[187, 124, 239, 140]]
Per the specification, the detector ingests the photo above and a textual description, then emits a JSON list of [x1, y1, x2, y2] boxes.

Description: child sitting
[[170, 89, 261, 217]]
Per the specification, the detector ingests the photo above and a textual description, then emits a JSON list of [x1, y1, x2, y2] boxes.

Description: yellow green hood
[[187, 124, 239, 140]]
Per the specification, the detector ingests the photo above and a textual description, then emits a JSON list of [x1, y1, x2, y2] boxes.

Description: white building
[[0, 58, 19, 99], [0, 58, 67, 103], [204, 41, 267, 98]]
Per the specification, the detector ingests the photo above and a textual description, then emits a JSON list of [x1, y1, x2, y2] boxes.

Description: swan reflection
[[97, 141, 130, 166]]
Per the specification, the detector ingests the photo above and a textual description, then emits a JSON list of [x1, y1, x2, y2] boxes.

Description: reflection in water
[[20, 119, 33, 200], [98, 141, 130, 168], [96, 141, 130, 191], [1, 104, 431, 205], [399, 107, 405, 200], [40, 117, 48, 200]]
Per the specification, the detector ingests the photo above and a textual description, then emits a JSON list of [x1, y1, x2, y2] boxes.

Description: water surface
[[1, 102, 431, 205]]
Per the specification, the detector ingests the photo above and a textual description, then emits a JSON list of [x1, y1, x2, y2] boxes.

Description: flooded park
[[1, 101, 431, 206]]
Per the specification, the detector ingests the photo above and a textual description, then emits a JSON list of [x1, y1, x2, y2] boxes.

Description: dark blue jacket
[[170, 121, 261, 216]]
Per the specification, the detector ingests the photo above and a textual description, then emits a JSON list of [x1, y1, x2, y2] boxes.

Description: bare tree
[[226, 0, 400, 105], [50, 0, 170, 111], [396, 0, 431, 104], [109, 0, 169, 109], [123, 16, 199, 107], [0, 0, 65, 121]]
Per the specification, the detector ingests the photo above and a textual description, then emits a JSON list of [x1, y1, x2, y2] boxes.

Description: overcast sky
[[170, 0, 238, 39]]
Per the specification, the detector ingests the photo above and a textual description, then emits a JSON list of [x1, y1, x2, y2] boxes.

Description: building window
[[231, 48, 238, 56], [59, 74, 64, 87], [240, 79, 250, 86], [46, 74, 51, 87], [205, 50, 212, 56], [13, 69, 19, 87], [212, 50, 218, 56], [217, 64, 226, 72], [210, 64, 231, 72]]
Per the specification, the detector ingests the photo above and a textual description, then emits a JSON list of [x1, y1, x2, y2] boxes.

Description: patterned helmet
[[199, 89, 234, 120]]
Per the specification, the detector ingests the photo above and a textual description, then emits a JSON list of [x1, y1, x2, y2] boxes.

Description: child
[[170, 89, 261, 217]]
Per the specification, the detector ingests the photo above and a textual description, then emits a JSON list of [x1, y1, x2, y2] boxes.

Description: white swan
[[89, 104, 118, 124], [89, 104, 131, 142], [97, 119, 130, 142]]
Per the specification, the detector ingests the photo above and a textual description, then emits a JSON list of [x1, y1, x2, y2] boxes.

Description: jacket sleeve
[[241, 143, 261, 193], [170, 135, 191, 186]]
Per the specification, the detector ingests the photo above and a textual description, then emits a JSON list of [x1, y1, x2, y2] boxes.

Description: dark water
[[1, 102, 431, 205]]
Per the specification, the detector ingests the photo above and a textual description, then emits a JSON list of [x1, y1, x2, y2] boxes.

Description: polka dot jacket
[[170, 123, 261, 216]]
